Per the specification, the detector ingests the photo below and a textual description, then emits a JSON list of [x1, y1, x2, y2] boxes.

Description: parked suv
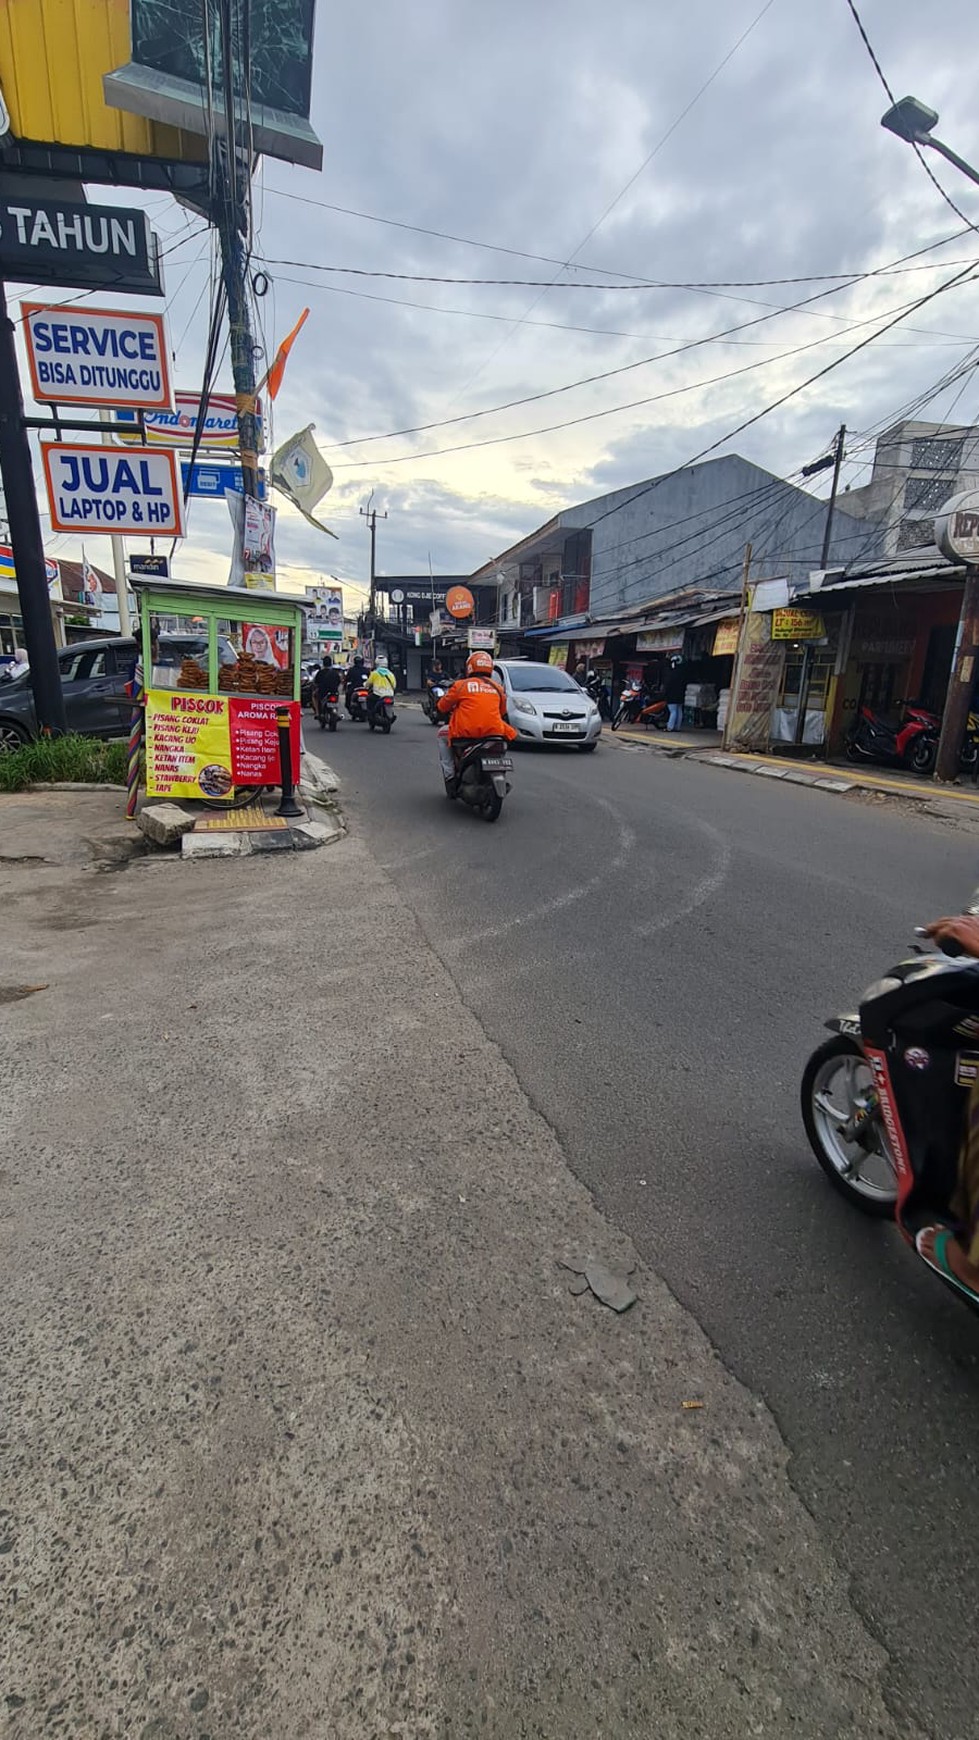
[[0, 633, 235, 751]]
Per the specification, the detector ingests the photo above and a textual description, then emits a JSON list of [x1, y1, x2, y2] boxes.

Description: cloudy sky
[[11, 0, 979, 604]]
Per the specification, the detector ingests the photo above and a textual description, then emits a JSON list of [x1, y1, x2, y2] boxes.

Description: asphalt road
[[316, 703, 979, 1740]]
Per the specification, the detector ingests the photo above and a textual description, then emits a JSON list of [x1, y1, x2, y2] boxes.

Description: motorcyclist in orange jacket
[[437, 652, 517, 758]]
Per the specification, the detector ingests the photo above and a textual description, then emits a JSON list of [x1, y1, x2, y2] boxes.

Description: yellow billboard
[[0, 0, 205, 162]]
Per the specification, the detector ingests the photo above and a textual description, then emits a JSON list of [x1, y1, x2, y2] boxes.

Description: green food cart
[[129, 576, 305, 806]]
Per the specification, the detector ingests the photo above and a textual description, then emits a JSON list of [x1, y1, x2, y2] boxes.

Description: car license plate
[[481, 756, 512, 769], [551, 721, 583, 734]]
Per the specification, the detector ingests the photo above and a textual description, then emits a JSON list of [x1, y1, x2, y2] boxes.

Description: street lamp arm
[[921, 133, 979, 192], [880, 95, 979, 190]]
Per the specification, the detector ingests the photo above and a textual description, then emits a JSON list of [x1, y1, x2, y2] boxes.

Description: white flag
[[270, 424, 337, 538]]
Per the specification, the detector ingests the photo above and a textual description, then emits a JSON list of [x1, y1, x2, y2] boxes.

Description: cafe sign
[[771, 607, 825, 642], [936, 489, 979, 563]]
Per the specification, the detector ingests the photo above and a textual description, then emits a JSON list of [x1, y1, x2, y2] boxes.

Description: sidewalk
[[613, 726, 979, 815], [0, 792, 914, 1737]]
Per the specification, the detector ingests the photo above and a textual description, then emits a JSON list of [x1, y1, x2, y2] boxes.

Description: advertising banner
[[547, 644, 569, 667], [0, 198, 163, 295], [309, 584, 343, 640], [468, 628, 495, 650], [770, 607, 825, 642], [0, 547, 61, 589], [116, 392, 264, 451], [637, 627, 684, 652], [23, 303, 171, 408], [241, 623, 292, 670], [181, 461, 267, 500], [712, 619, 741, 657], [42, 443, 183, 537], [145, 689, 300, 798]]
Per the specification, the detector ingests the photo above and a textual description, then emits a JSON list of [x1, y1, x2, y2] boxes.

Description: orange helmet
[[466, 650, 494, 676]]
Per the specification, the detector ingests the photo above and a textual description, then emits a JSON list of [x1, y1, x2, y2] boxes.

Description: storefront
[[826, 583, 963, 751]]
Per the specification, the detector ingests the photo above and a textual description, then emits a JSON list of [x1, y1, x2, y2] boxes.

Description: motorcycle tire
[[328, 717, 337, 732], [961, 741, 979, 774], [319, 716, 326, 730], [909, 737, 936, 776], [382, 719, 391, 734], [844, 740, 863, 763], [368, 718, 376, 732], [481, 791, 503, 822], [801, 1035, 896, 1219], [611, 707, 628, 732]]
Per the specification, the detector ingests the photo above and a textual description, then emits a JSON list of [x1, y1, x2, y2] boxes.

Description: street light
[[880, 96, 979, 189]]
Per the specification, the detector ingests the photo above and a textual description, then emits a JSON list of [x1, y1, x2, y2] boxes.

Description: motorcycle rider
[[344, 653, 367, 714], [366, 656, 397, 724], [917, 913, 979, 1300], [312, 654, 341, 721], [436, 651, 517, 773]]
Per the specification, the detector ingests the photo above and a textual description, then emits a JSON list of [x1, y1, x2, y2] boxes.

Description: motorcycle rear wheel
[[611, 707, 628, 732], [481, 791, 503, 822], [909, 737, 936, 776], [801, 1035, 896, 1218]]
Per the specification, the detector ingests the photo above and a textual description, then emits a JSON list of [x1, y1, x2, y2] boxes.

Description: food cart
[[129, 576, 304, 806]]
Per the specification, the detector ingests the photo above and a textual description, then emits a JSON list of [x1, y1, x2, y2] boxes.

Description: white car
[[494, 659, 601, 751]]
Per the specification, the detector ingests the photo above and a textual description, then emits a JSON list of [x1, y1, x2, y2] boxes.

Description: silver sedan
[[494, 659, 601, 751]]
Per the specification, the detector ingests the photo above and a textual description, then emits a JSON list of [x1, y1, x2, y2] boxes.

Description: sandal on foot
[[915, 1225, 979, 1305]]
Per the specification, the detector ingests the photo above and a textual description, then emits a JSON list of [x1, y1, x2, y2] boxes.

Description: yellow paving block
[[194, 802, 289, 832]]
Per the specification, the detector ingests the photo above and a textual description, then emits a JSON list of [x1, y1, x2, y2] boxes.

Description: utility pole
[[794, 424, 845, 750], [722, 542, 752, 751], [360, 493, 387, 635], [935, 568, 979, 782], [101, 420, 131, 636], [0, 279, 66, 735], [214, 0, 260, 506]]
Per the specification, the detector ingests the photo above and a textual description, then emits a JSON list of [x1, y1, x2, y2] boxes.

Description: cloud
[[13, 0, 979, 594]]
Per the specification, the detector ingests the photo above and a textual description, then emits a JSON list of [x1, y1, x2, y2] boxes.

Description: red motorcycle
[[845, 700, 938, 776]]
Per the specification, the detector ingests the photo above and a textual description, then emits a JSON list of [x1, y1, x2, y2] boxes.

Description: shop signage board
[[712, 619, 740, 657], [468, 627, 495, 650], [181, 461, 267, 500], [445, 584, 475, 620], [637, 627, 684, 652], [0, 545, 61, 588], [144, 689, 300, 799], [42, 442, 183, 536], [547, 643, 569, 667], [377, 581, 448, 607], [0, 196, 163, 294], [128, 554, 170, 578], [116, 392, 264, 451], [936, 489, 979, 562], [22, 303, 171, 409], [770, 607, 825, 641]]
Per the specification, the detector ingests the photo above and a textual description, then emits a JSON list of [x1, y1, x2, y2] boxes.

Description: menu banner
[[145, 689, 300, 799]]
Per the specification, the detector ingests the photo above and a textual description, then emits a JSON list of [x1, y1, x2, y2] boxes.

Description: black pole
[[0, 278, 66, 736], [275, 706, 304, 817], [217, 176, 261, 502], [794, 424, 845, 751]]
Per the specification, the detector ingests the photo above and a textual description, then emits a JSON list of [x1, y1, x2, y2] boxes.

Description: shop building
[[474, 454, 876, 652], [842, 420, 979, 556]]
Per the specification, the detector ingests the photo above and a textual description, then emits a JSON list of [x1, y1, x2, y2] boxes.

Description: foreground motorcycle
[[845, 701, 937, 776], [801, 922, 979, 1312], [346, 681, 369, 722], [367, 692, 396, 734], [437, 728, 512, 821]]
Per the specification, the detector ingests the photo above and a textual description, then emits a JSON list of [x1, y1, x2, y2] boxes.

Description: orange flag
[[264, 308, 310, 401]]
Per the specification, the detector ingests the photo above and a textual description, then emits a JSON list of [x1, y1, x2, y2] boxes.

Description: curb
[[20, 781, 129, 793], [181, 813, 343, 860]]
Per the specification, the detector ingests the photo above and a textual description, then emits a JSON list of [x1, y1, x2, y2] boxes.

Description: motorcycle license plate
[[551, 721, 582, 734], [481, 756, 512, 770]]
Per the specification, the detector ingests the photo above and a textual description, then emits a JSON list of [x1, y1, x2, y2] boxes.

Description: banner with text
[[23, 303, 171, 409], [43, 444, 183, 537], [145, 689, 300, 798]]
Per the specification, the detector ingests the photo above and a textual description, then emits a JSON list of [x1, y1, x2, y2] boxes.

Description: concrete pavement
[[320, 711, 979, 1740], [0, 782, 923, 1738]]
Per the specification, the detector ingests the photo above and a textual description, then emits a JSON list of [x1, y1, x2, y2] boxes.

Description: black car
[[0, 633, 236, 751]]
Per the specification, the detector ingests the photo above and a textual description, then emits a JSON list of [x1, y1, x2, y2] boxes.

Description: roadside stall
[[129, 576, 304, 808]]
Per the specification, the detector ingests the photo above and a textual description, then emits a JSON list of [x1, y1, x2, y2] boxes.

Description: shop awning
[[530, 621, 631, 642]]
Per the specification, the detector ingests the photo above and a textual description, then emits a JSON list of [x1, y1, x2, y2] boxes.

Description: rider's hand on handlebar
[[924, 916, 979, 959]]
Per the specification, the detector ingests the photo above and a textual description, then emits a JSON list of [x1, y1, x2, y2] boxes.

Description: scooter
[[845, 700, 937, 776], [612, 686, 667, 731], [320, 691, 342, 733], [423, 684, 447, 725], [801, 919, 979, 1312], [367, 691, 396, 734], [346, 680, 369, 722], [438, 729, 512, 822]]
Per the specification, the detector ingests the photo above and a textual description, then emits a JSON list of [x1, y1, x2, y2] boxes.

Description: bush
[[0, 734, 129, 792]]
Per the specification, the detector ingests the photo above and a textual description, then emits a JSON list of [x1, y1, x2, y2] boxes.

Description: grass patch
[[0, 735, 129, 792]]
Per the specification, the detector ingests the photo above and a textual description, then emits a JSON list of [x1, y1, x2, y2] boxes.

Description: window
[[59, 648, 106, 681], [505, 662, 579, 694], [897, 518, 933, 551], [910, 436, 964, 472], [904, 476, 955, 515]]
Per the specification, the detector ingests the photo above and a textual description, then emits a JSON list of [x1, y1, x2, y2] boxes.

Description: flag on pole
[[81, 548, 102, 606], [263, 308, 310, 401], [269, 425, 337, 538]]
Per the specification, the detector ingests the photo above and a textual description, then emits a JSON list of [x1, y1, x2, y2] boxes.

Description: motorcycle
[[438, 729, 512, 822], [801, 918, 979, 1311], [611, 685, 668, 732], [423, 684, 447, 726], [320, 690, 342, 733], [367, 691, 396, 734], [845, 700, 937, 776], [346, 680, 369, 722]]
